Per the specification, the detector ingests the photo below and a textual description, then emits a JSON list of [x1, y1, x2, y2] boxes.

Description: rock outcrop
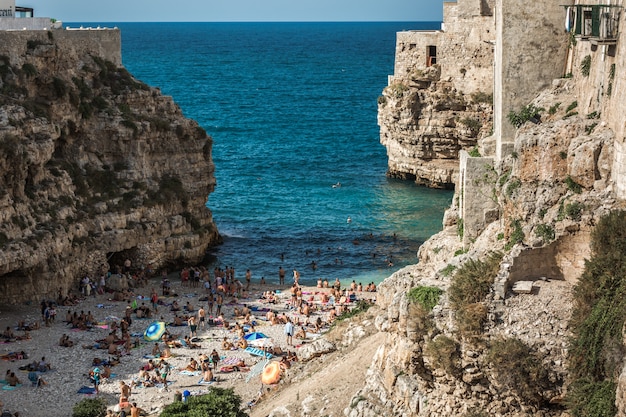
[[0, 28, 219, 304], [378, 1, 495, 189]]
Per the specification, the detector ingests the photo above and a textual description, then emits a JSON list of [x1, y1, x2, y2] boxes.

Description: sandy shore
[[0, 276, 374, 417]]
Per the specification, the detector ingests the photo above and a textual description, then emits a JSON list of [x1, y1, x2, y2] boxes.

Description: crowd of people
[[0, 257, 377, 417]]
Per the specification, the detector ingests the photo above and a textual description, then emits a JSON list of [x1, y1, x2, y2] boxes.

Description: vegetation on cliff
[[567, 211, 626, 417]]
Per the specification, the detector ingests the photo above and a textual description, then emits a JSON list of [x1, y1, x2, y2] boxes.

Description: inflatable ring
[[261, 361, 282, 385]]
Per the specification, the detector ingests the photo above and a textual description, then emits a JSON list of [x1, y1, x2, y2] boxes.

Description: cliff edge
[[0, 28, 219, 304]]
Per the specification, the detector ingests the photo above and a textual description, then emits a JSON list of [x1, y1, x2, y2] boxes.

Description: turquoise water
[[94, 22, 452, 285]]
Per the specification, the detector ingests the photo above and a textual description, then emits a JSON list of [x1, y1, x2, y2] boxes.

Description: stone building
[[0, 0, 57, 30]]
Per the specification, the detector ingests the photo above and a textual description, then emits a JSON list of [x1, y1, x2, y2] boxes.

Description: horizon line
[[61, 20, 442, 24]]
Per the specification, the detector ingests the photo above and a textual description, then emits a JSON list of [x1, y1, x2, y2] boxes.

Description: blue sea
[[80, 22, 453, 286]]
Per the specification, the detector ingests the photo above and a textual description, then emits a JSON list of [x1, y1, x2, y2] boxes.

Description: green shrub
[[568, 379, 617, 417], [507, 104, 543, 128], [548, 102, 561, 115], [457, 302, 488, 336], [569, 211, 626, 381], [407, 286, 443, 311], [487, 337, 551, 406], [505, 178, 521, 198], [535, 223, 555, 243], [559, 151, 568, 160], [580, 55, 592, 77], [468, 147, 481, 157], [505, 219, 524, 251], [424, 335, 460, 375], [332, 300, 373, 326], [21, 62, 37, 77], [159, 387, 248, 417], [565, 176, 582, 194], [498, 170, 511, 187], [92, 96, 108, 111], [440, 264, 457, 277], [457, 218, 464, 240], [586, 122, 598, 135], [566, 101, 578, 113], [459, 118, 482, 135], [389, 82, 408, 98], [72, 397, 106, 417], [471, 91, 493, 104], [565, 202, 584, 220], [52, 77, 67, 97], [449, 252, 502, 311]]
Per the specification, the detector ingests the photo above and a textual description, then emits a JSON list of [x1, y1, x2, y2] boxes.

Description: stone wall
[[0, 17, 52, 30], [494, 0, 573, 162], [458, 151, 498, 247], [0, 27, 121, 67]]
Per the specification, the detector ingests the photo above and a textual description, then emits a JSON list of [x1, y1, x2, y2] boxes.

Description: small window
[[427, 45, 437, 67]]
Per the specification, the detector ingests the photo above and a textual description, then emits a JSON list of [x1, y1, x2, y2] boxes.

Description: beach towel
[[222, 357, 244, 366], [198, 378, 213, 385], [77, 385, 97, 394], [244, 347, 273, 359], [179, 370, 201, 376], [2, 384, 21, 390]]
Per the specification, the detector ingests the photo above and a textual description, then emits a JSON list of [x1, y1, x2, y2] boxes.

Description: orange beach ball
[[261, 361, 282, 385]]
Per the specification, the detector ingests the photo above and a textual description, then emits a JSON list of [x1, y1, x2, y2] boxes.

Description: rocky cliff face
[[0, 29, 219, 304], [348, 76, 620, 416], [378, 66, 493, 189]]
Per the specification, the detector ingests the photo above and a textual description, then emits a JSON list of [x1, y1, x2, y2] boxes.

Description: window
[[427, 45, 437, 67]]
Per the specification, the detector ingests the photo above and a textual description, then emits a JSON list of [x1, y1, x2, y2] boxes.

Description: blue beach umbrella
[[144, 321, 166, 341], [244, 332, 268, 341]]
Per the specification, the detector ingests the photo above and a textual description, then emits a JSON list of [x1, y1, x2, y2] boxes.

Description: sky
[[19, 0, 444, 23]]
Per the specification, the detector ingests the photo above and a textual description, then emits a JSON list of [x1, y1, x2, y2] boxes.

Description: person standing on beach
[[150, 288, 159, 313], [216, 293, 223, 316], [160, 361, 171, 391], [245, 269, 252, 290], [207, 293, 214, 316], [92, 367, 101, 394], [198, 306, 206, 328], [284, 318, 294, 346], [188, 316, 197, 338], [279, 267, 285, 285]]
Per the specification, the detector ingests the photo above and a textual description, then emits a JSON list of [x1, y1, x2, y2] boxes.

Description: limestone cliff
[[346, 0, 626, 416], [0, 28, 219, 304], [378, 1, 495, 189]]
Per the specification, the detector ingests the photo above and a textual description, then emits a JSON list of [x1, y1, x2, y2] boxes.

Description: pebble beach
[[0, 274, 375, 417]]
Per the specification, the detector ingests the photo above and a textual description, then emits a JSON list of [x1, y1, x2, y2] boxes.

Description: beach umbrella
[[143, 321, 166, 341], [244, 332, 268, 341], [246, 359, 269, 383], [261, 361, 282, 385], [248, 337, 274, 348]]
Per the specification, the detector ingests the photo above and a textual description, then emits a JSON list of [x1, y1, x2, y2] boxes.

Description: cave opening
[[107, 247, 140, 274]]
